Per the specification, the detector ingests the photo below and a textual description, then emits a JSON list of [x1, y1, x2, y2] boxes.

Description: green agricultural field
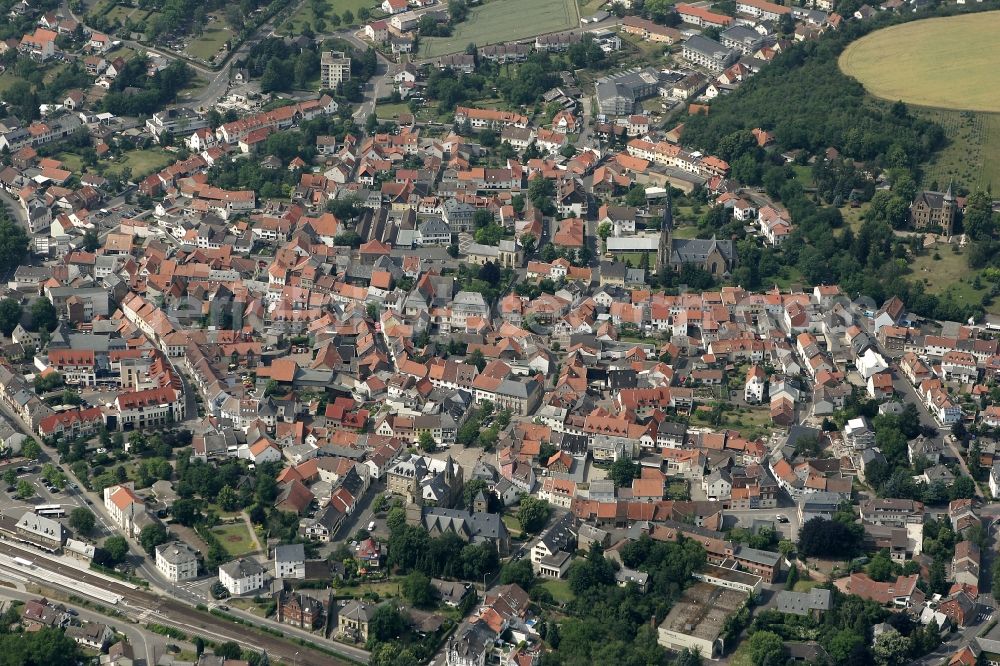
[[839, 12, 1000, 112], [420, 0, 580, 58], [914, 107, 1000, 193], [210, 523, 258, 557]]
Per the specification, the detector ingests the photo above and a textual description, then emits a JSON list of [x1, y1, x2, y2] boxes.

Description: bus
[[35, 504, 65, 518], [12, 557, 33, 568]]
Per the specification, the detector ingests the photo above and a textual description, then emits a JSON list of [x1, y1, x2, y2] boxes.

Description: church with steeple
[[656, 189, 735, 277]]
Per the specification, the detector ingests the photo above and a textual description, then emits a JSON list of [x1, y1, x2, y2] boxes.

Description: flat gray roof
[[658, 582, 747, 642]]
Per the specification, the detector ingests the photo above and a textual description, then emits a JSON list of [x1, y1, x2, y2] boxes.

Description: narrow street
[[851, 304, 983, 498]]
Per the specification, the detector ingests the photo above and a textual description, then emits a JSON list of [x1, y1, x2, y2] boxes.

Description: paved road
[[0, 189, 28, 228], [575, 94, 595, 149]]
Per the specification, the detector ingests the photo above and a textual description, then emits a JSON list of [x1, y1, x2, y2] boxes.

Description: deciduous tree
[[517, 495, 550, 534], [69, 507, 95, 534]]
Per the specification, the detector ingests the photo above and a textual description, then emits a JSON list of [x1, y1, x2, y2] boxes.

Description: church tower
[[656, 187, 673, 275], [942, 180, 955, 236]]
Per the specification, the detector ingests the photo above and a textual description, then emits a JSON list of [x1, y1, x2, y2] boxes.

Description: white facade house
[[274, 543, 305, 579], [219, 558, 266, 595], [155, 542, 199, 582], [702, 469, 732, 500], [856, 348, 888, 380], [744, 365, 765, 404]]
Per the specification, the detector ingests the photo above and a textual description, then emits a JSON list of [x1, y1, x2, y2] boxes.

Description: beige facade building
[[321, 51, 351, 89]]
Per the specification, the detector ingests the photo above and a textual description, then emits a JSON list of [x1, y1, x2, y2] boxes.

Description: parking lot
[[1, 462, 63, 501], [0, 460, 110, 535]]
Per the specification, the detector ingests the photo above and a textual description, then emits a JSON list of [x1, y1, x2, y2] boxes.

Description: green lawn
[[57, 153, 84, 173], [0, 73, 26, 95], [210, 523, 258, 557], [696, 404, 773, 439], [102, 149, 174, 178], [909, 246, 995, 313], [376, 102, 413, 119], [87, 0, 117, 20], [284, 0, 377, 32], [502, 514, 524, 538], [228, 598, 270, 617], [420, 0, 580, 57], [614, 251, 654, 267], [541, 579, 574, 604], [104, 46, 138, 62], [578, 0, 606, 16], [640, 96, 667, 114], [104, 4, 145, 24], [792, 580, 822, 593], [790, 164, 812, 186], [666, 480, 689, 500], [840, 203, 868, 234], [624, 33, 669, 61], [184, 24, 234, 62], [671, 225, 700, 239], [337, 579, 402, 599], [770, 265, 805, 290]]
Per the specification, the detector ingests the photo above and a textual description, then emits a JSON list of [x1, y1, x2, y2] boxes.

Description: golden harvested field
[[838, 12, 1000, 113]]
